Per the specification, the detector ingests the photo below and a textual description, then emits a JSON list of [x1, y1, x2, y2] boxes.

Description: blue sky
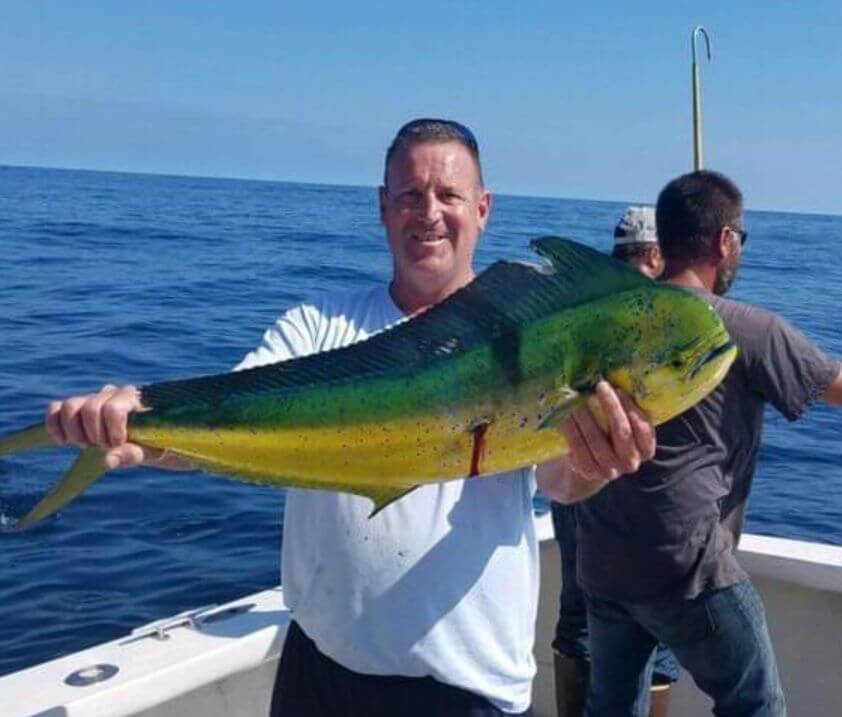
[[2, 2, 840, 214]]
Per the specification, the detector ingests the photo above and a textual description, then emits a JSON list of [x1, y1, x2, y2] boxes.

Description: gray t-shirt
[[576, 289, 840, 602]]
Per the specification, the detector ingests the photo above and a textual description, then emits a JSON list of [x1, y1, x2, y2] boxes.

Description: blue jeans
[[551, 503, 679, 685], [585, 580, 786, 717]]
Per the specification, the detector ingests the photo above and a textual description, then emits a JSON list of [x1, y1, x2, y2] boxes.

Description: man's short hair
[[655, 170, 743, 261], [383, 118, 484, 186], [612, 243, 659, 262]]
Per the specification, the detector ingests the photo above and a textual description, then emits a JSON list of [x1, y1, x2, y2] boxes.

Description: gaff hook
[[691, 26, 713, 170], [692, 26, 712, 65]]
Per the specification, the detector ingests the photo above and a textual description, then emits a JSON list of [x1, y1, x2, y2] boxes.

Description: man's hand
[[45, 385, 150, 469], [537, 381, 656, 504], [561, 380, 655, 482]]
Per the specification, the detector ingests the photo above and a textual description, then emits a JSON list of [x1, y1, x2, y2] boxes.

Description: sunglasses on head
[[395, 118, 479, 153]]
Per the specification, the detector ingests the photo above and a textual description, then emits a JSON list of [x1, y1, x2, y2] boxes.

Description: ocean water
[[1, 165, 840, 677]]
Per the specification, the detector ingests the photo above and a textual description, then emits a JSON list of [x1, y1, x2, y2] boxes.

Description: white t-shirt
[[236, 285, 539, 713]]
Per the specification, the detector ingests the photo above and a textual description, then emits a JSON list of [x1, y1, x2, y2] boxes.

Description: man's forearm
[[536, 456, 608, 504]]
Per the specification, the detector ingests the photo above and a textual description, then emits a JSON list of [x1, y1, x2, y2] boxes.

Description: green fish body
[[0, 238, 737, 529]]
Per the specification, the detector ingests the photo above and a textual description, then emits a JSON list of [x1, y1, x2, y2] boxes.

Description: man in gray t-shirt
[[553, 170, 842, 717]]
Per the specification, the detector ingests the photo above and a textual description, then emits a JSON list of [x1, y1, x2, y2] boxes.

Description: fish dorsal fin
[[141, 237, 652, 410], [528, 236, 651, 300]]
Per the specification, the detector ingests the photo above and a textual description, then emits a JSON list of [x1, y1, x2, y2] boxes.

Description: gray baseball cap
[[614, 206, 658, 246]]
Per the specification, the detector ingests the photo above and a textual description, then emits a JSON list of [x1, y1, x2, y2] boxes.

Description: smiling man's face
[[379, 140, 491, 314]]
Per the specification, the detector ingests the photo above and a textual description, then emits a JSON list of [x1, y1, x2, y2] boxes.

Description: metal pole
[[691, 26, 712, 170]]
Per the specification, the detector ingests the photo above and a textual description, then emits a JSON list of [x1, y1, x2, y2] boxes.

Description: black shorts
[[270, 620, 533, 717]]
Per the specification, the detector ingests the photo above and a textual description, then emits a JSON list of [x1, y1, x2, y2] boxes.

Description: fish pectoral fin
[[537, 390, 587, 431], [361, 485, 421, 518], [9, 447, 108, 531]]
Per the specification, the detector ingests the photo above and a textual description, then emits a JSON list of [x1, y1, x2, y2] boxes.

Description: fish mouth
[[689, 338, 736, 380]]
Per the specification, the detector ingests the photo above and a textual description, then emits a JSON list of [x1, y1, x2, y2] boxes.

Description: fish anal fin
[[9, 447, 108, 531], [363, 485, 420, 518]]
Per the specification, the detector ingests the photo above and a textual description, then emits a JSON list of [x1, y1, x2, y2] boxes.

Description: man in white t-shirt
[[43, 119, 654, 716]]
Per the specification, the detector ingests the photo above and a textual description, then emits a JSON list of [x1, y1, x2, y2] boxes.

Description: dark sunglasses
[[730, 227, 749, 246], [395, 118, 479, 152]]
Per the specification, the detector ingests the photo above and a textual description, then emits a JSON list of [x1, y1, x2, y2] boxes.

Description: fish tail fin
[[0, 424, 54, 455], [7, 447, 108, 531]]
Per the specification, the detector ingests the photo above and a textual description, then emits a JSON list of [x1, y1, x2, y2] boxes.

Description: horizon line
[[3, 161, 839, 220]]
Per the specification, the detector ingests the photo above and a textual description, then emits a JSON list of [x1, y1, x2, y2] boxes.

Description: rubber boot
[[553, 652, 588, 717], [648, 685, 671, 717]]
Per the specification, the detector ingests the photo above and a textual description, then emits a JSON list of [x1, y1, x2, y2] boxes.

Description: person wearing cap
[[550, 206, 677, 717], [611, 205, 664, 279], [41, 119, 654, 717]]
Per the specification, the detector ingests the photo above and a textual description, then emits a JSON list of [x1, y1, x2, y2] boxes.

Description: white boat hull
[[2, 514, 841, 717]]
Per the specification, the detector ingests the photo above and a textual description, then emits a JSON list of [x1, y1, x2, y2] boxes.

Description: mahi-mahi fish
[[0, 237, 737, 530]]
